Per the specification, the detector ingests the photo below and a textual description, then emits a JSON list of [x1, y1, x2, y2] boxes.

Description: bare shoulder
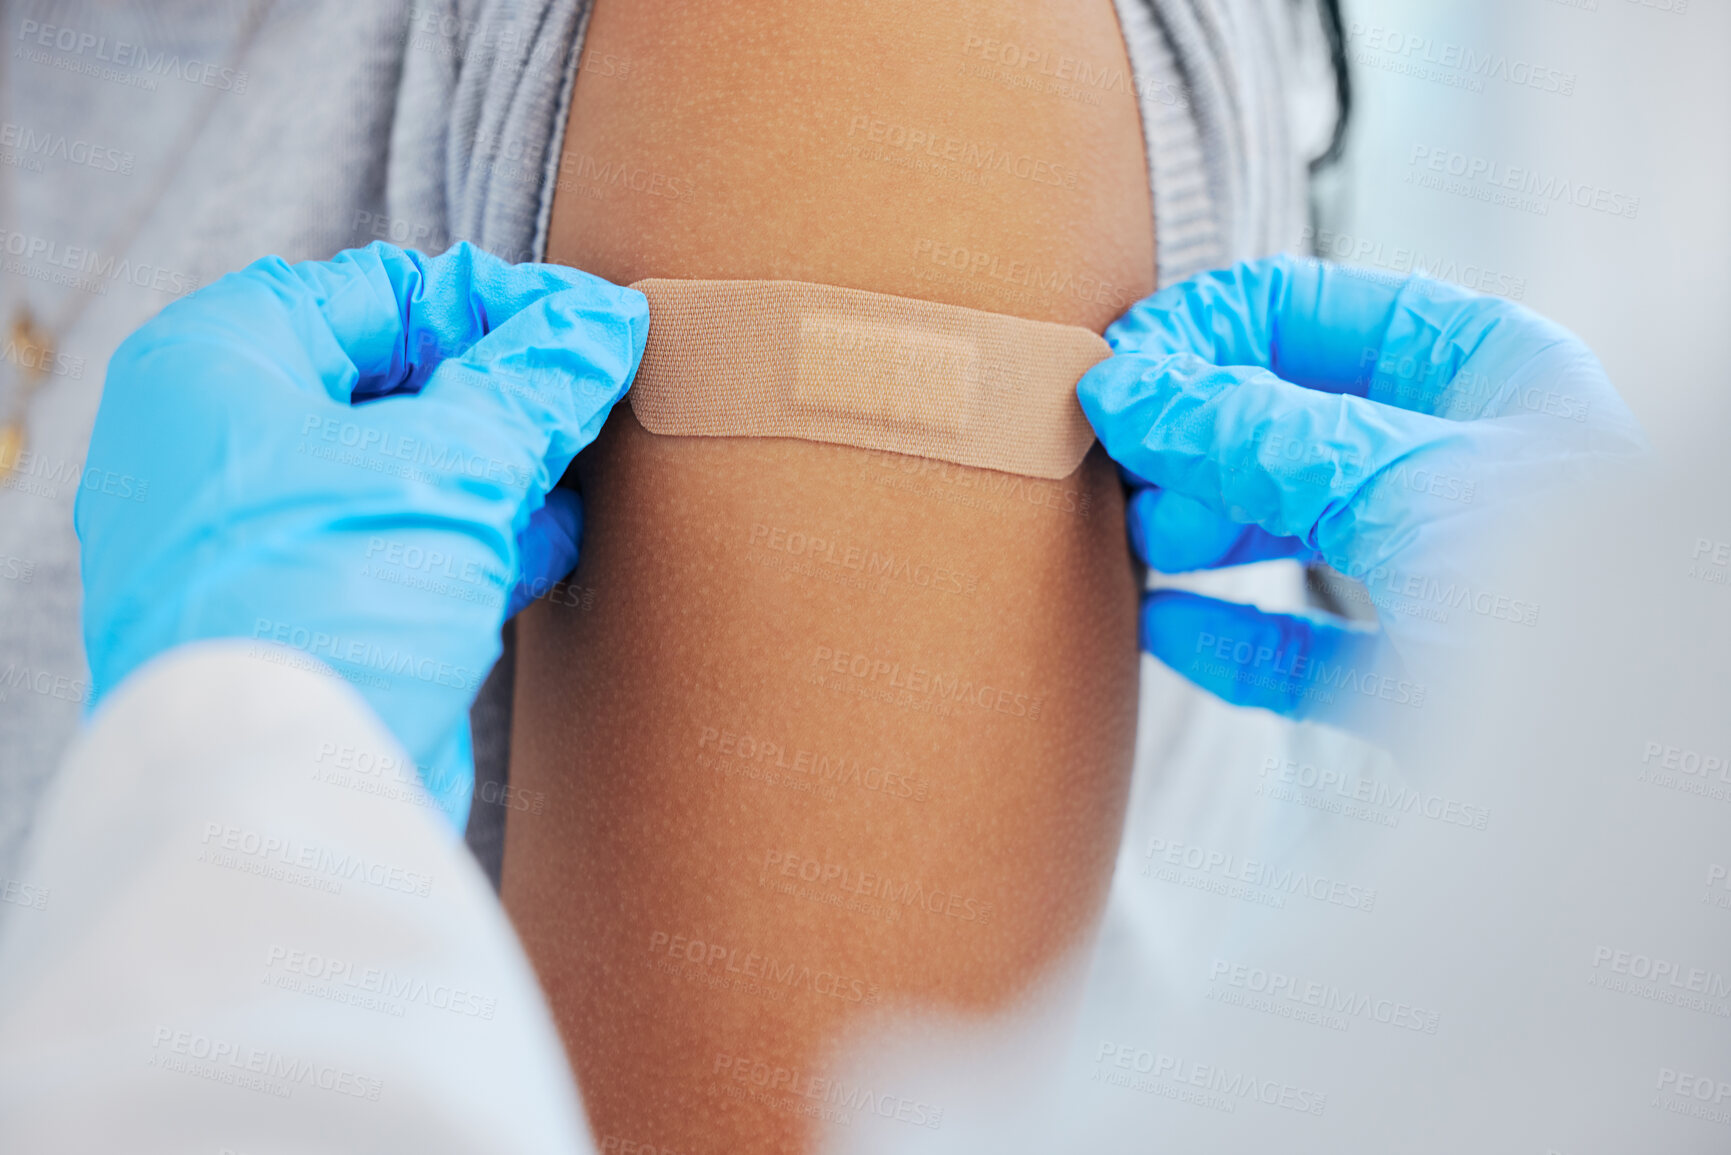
[[546, 0, 1153, 329]]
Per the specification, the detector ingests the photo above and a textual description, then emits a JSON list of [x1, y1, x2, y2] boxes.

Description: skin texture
[[506, 2, 1155, 1151]]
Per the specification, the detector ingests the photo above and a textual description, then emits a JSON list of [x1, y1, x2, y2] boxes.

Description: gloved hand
[[77, 241, 648, 829], [1078, 254, 1644, 734]]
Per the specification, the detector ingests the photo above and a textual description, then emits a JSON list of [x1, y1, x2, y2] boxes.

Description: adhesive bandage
[[626, 279, 1112, 480]]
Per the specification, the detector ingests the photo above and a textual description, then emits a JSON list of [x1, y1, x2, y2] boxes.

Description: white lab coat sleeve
[[0, 641, 596, 1155]]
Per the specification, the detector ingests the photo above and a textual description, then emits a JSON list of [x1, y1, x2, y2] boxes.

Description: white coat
[[0, 642, 595, 1153]]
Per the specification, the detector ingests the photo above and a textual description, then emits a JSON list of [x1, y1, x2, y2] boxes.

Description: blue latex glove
[[1079, 254, 1644, 732], [76, 241, 649, 829]]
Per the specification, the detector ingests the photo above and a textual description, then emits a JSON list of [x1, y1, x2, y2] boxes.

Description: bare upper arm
[[512, 5, 1154, 1152]]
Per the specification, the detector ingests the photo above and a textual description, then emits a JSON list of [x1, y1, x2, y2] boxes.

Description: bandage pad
[[627, 279, 1110, 480]]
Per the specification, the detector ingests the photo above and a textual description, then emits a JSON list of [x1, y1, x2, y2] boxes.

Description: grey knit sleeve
[[1117, 0, 1340, 285], [399, 0, 591, 265]]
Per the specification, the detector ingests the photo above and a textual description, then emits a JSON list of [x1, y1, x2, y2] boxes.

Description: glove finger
[[412, 278, 647, 518], [1104, 254, 1601, 420], [505, 487, 584, 619], [1140, 588, 1379, 722], [121, 242, 598, 409], [1129, 487, 1313, 572], [1079, 348, 1471, 576], [289, 241, 609, 402]]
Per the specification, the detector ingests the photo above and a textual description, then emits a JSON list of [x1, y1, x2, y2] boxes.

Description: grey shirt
[[0, 0, 1334, 875]]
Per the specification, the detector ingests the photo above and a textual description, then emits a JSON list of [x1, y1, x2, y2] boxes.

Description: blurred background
[[1316, 0, 1731, 446], [1, 2, 1725, 1151], [1028, 3, 1731, 1151]]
